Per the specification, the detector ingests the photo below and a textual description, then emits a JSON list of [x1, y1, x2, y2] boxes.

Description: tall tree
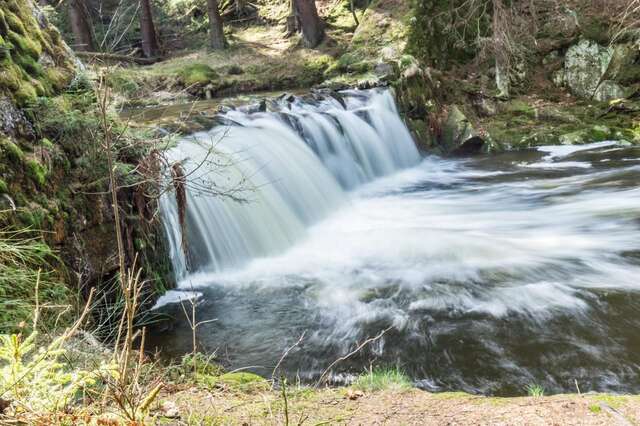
[[139, 0, 160, 58], [235, 0, 248, 16], [295, 0, 324, 48], [68, 0, 94, 51], [207, 0, 226, 50]]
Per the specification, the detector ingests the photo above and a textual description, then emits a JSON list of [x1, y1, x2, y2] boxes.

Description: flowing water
[[152, 89, 640, 396]]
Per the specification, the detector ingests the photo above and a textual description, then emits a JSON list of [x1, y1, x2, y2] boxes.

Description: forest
[[0, 0, 639, 424]]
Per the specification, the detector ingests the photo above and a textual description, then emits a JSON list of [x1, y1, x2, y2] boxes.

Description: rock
[[159, 401, 180, 419], [471, 96, 497, 117], [0, 97, 34, 138], [543, 51, 561, 65], [402, 63, 422, 80], [552, 69, 566, 87], [537, 107, 579, 124], [606, 43, 640, 81], [381, 46, 398, 61], [594, 80, 628, 102], [374, 62, 395, 79], [346, 389, 365, 400], [441, 106, 486, 155], [559, 125, 612, 145], [563, 39, 613, 99]]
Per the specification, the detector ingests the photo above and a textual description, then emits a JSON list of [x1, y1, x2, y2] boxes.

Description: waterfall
[[160, 89, 421, 280]]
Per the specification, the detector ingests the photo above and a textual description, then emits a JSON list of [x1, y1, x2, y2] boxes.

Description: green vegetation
[[352, 367, 413, 392], [525, 384, 545, 398], [0, 230, 71, 333], [178, 64, 219, 86]]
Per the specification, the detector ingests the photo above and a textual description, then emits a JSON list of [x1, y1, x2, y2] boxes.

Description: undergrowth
[[0, 229, 71, 333]]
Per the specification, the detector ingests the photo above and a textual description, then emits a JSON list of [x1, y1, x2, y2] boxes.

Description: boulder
[[441, 106, 486, 155], [563, 39, 613, 99], [594, 80, 629, 102]]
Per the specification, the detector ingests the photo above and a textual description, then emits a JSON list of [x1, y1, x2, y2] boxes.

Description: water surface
[[153, 140, 640, 396]]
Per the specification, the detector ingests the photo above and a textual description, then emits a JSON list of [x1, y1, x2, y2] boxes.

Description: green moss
[[503, 100, 536, 118], [106, 71, 141, 96], [4, 11, 26, 35], [0, 62, 23, 90], [14, 80, 38, 105], [0, 9, 9, 34], [178, 64, 218, 86], [44, 67, 70, 92], [39, 138, 54, 149], [216, 372, 269, 392], [0, 138, 25, 162], [25, 159, 47, 188], [0, 178, 8, 194], [6, 30, 41, 58]]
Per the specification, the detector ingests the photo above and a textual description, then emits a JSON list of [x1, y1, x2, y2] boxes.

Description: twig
[[271, 331, 306, 383], [315, 327, 393, 388]]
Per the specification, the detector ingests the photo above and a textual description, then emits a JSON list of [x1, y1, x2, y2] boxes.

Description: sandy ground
[[157, 387, 640, 425]]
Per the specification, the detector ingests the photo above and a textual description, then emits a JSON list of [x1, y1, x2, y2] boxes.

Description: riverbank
[[158, 386, 640, 425]]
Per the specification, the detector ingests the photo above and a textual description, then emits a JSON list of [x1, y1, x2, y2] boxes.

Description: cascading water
[[153, 89, 640, 396], [160, 89, 420, 278]]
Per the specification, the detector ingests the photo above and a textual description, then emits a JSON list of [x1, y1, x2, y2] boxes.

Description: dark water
[[150, 141, 640, 396]]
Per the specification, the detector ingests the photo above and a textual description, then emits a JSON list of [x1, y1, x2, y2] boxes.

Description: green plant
[[352, 367, 413, 392], [525, 384, 545, 397], [0, 288, 110, 418], [0, 230, 71, 333]]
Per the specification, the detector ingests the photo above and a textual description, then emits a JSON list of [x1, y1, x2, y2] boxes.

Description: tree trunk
[[295, 0, 324, 48], [285, 0, 299, 36], [68, 0, 94, 52], [235, 0, 247, 16], [139, 0, 160, 58], [207, 0, 226, 50]]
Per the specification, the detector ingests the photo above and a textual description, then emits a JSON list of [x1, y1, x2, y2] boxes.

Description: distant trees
[[139, 0, 160, 57], [295, 0, 324, 48], [68, 0, 94, 51], [207, 0, 227, 50]]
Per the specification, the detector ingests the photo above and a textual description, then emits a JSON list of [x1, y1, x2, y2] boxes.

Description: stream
[[150, 89, 640, 396]]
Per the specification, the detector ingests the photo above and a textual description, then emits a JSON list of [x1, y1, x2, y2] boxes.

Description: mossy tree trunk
[[295, 0, 324, 48], [139, 0, 160, 58], [207, 0, 226, 50], [68, 0, 94, 51]]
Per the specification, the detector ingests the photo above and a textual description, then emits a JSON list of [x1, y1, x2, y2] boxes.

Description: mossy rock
[[0, 137, 25, 162], [25, 159, 47, 188], [178, 64, 218, 86]]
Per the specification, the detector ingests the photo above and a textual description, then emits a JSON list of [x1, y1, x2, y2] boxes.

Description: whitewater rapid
[[155, 89, 640, 395]]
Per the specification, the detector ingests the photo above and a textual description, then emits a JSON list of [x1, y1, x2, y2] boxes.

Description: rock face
[[441, 106, 486, 155], [562, 39, 613, 99], [0, 0, 77, 105], [558, 39, 639, 101]]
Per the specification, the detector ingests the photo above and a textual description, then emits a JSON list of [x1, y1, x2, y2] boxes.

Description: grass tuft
[[525, 384, 545, 397], [352, 367, 413, 392]]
